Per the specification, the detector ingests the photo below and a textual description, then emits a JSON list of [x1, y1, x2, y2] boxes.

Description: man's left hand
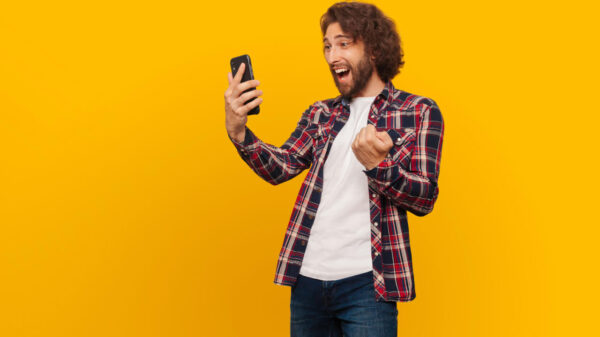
[[352, 124, 394, 170]]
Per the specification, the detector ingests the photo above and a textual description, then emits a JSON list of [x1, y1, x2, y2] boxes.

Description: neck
[[352, 71, 386, 98]]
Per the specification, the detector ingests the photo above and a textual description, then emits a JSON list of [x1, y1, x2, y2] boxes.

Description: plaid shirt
[[229, 81, 444, 302]]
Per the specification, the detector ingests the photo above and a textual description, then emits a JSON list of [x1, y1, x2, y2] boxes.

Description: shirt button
[[373, 222, 378, 227], [371, 193, 377, 198], [374, 251, 380, 256]]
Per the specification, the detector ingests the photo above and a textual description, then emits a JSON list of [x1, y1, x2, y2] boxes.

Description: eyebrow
[[323, 34, 353, 43]]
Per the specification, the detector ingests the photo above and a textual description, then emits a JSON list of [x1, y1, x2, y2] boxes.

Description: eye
[[323, 45, 331, 51]]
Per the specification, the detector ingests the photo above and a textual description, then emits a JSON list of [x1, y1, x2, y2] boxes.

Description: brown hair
[[320, 2, 404, 82]]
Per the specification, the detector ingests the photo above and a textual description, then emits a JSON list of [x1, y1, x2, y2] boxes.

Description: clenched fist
[[351, 124, 394, 170], [224, 62, 263, 143]]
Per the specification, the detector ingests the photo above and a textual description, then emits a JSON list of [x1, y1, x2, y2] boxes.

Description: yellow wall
[[1, 0, 598, 336]]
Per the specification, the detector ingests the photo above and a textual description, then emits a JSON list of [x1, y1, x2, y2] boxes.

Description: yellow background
[[1, 0, 598, 336]]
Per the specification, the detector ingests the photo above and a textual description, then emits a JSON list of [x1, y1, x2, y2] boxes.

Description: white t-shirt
[[299, 96, 376, 280]]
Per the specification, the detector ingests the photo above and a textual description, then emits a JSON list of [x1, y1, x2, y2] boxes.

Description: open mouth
[[334, 67, 350, 81]]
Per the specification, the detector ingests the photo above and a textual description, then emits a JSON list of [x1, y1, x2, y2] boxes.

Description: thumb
[[373, 131, 393, 152], [375, 131, 393, 148]]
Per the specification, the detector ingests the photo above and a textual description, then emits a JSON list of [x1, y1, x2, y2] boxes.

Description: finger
[[233, 79, 261, 97], [359, 127, 370, 144], [228, 72, 233, 84], [365, 124, 377, 138], [352, 135, 361, 156], [372, 136, 389, 152], [375, 131, 393, 146], [373, 132, 393, 151], [354, 128, 364, 146], [351, 140, 359, 157], [233, 62, 245, 85], [364, 126, 376, 144], [240, 96, 263, 115], [235, 89, 263, 106], [352, 133, 369, 163]]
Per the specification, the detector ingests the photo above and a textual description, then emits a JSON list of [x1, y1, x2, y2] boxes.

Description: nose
[[326, 45, 342, 65]]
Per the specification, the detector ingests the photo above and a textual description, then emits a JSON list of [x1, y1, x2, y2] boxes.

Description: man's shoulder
[[389, 88, 443, 124], [309, 96, 339, 110], [389, 88, 439, 110], [298, 97, 340, 124]]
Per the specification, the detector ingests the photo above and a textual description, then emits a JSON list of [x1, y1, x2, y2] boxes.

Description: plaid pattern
[[229, 81, 444, 302]]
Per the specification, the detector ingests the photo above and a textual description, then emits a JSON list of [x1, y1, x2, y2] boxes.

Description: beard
[[331, 53, 374, 99]]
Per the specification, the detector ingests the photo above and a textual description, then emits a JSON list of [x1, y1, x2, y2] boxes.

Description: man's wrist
[[228, 128, 246, 144], [364, 163, 377, 171], [363, 156, 386, 171]]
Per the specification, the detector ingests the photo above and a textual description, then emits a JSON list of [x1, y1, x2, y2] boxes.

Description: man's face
[[323, 22, 374, 98]]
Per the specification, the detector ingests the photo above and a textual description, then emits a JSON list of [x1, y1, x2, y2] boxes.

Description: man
[[224, 2, 444, 336]]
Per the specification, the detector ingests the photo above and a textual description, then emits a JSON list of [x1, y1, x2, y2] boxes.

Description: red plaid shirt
[[229, 81, 444, 302]]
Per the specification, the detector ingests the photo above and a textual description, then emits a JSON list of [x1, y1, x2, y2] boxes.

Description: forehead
[[323, 22, 353, 42]]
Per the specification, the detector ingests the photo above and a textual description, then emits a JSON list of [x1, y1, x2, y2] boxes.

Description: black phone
[[230, 54, 260, 115]]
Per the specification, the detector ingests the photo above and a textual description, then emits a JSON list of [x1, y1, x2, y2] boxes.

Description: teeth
[[334, 68, 348, 73]]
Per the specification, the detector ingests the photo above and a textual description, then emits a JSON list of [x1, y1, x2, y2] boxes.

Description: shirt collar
[[332, 81, 395, 108]]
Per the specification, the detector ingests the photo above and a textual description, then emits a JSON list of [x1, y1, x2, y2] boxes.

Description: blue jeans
[[290, 271, 398, 337]]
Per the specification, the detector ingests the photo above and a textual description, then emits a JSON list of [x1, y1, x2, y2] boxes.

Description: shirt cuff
[[363, 157, 395, 182], [228, 126, 259, 156]]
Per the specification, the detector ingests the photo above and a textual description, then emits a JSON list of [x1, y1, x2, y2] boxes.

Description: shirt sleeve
[[228, 105, 316, 185], [363, 100, 444, 216]]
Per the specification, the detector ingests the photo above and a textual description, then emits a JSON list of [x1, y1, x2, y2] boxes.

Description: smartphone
[[230, 54, 260, 115]]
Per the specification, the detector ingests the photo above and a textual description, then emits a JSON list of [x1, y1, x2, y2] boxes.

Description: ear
[[368, 50, 376, 62]]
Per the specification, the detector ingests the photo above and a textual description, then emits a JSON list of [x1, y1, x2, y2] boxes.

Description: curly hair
[[320, 2, 404, 83]]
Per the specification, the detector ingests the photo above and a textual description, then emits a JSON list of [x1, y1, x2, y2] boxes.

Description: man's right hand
[[224, 62, 263, 143]]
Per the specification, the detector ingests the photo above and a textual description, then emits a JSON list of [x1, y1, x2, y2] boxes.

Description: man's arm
[[224, 63, 314, 185], [228, 106, 315, 185], [353, 101, 444, 216]]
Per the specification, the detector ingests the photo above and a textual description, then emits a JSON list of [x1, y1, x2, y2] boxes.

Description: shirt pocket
[[305, 123, 330, 152], [385, 128, 416, 170]]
